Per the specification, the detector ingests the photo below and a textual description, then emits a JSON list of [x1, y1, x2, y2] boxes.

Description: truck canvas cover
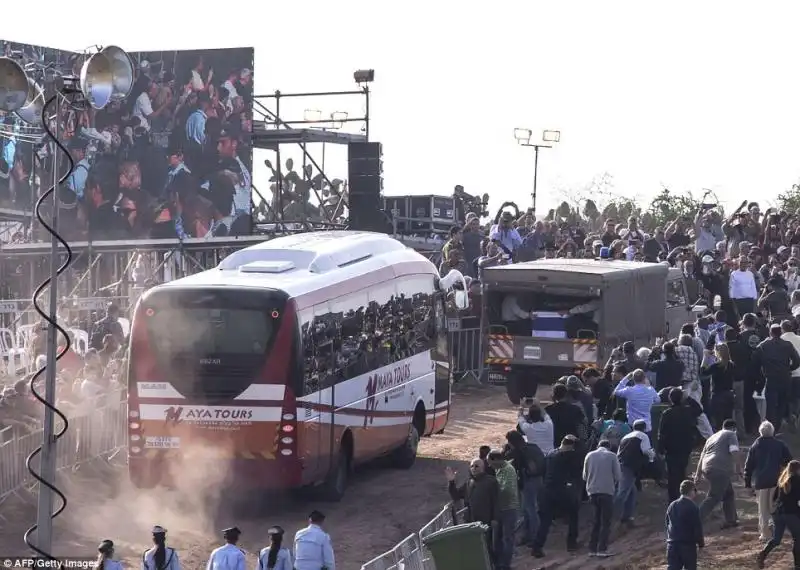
[[482, 259, 668, 343]]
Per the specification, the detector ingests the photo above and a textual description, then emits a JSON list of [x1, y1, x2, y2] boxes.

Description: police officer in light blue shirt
[[207, 527, 246, 570], [294, 511, 335, 570]]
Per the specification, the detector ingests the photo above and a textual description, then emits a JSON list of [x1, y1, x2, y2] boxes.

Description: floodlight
[[304, 109, 322, 122], [354, 69, 375, 84], [0, 57, 29, 112], [513, 128, 532, 144], [543, 129, 561, 143], [331, 111, 348, 129], [80, 46, 133, 110]]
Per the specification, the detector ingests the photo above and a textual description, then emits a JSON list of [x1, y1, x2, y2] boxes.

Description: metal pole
[[321, 128, 327, 173], [364, 86, 370, 142], [36, 94, 60, 554], [532, 145, 540, 216]]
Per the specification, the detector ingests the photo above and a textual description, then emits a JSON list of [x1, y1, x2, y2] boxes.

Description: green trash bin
[[421, 522, 491, 570]]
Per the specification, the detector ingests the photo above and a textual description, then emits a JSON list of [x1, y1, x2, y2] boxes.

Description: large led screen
[[0, 43, 254, 242]]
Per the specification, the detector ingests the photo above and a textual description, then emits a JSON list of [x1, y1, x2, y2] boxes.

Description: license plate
[[144, 436, 180, 449], [523, 346, 541, 360]]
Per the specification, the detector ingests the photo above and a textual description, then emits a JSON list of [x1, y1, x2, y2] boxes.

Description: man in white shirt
[[206, 527, 246, 570], [729, 257, 758, 318], [132, 81, 171, 133]]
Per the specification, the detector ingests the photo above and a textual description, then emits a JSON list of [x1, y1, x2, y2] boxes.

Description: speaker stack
[[348, 142, 388, 232]]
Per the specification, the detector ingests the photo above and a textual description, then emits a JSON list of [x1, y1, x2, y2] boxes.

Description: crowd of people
[[439, 200, 800, 320], [0, 44, 254, 242], [437, 199, 800, 569], [0, 303, 128, 440]]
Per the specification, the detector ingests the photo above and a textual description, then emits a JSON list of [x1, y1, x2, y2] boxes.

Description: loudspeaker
[[350, 193, 389, 233], [348, 142, 383, 178]]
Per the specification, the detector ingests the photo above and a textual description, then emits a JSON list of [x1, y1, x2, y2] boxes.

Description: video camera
[[454, 185, 490, 219]]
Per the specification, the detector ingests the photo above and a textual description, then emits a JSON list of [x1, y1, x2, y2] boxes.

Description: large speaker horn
[[15, 77, 45, 125], [80, 51, 114, 110], [100, 45, 133, 101], [0, 57, 29, 112]]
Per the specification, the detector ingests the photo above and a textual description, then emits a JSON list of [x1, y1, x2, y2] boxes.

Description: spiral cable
[[23, 93, 75, 561]]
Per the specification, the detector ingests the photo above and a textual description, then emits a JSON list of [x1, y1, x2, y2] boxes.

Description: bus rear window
[[147, 308, 272, 356]]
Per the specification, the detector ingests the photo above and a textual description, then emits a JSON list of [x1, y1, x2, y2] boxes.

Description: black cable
[[23, 93, 74, 562]]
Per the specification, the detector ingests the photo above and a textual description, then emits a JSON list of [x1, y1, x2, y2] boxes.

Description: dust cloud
[[62, 440, 240, 547]]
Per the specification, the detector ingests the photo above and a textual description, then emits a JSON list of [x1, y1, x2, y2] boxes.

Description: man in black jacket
[[658, 388, 700, 502], [665, 479, 705, 570], [725, 327, 749, 433], [545, 384, 586, 449], [744, 420, 792, 541], [646, 342, 685, 391], [532, 435, 583, 559], [752, 324, 800, 432], [446, 458, 500, 561], [739, 313, 765, 433], [504, 430, 545, 548]]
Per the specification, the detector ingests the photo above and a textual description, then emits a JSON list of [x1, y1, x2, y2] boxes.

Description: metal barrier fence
[[448, 327, 482, 382], [0, 389, 127, 513], [361, 504, 469, 570]]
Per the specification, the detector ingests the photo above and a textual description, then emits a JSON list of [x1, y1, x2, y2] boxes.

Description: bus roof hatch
[[238, 261, 296, 274]]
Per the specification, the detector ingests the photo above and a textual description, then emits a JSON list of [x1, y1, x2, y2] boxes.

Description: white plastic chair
[[7, 350, 28, 377], [16, 324, 38, 353], [117, 317, 130, 339], [71, 329, 89, 356], [0, 328, 14, 352]]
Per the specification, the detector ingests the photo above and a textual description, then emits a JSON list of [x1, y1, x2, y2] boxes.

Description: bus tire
[[320, 445, 350, 502], [391, 422, 421, 469]]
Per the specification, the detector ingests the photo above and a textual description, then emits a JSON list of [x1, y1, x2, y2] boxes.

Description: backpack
[[90, 319, 112, 350]]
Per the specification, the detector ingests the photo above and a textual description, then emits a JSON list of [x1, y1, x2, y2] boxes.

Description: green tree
[[646, 187, 723, 230], [777, 183, 800, 214]]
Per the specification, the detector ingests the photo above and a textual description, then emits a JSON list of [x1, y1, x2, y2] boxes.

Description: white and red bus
[[127, 231, 459, 499]]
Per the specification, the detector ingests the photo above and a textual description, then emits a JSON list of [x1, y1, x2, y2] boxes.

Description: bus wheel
[[320, 445, 350, 502], [391, 422, 421, 469]]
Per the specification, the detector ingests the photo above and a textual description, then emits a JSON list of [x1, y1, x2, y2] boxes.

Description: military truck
[[480, 259, 699, 403]]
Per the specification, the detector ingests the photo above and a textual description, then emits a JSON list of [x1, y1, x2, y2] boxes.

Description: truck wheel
[[506, 370, 539, 405]]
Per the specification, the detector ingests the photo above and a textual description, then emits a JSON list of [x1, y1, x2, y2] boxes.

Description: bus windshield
[[136, 287, 286, 399], [147, 308, 271, 356]]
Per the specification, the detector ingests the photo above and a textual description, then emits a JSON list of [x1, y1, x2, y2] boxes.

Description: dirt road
[[0, 384, 794, 569]]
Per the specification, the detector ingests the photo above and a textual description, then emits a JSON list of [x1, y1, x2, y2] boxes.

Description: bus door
[[431, 294, 451, 433]]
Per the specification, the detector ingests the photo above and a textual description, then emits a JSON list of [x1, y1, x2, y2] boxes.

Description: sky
[[13, 1, 800, 216]]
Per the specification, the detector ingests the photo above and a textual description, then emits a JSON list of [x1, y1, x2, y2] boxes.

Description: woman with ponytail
[[758, 460, 800, 568], [142, 526, 181, 570], [257, 526, 292, 570], [95, 539, 123, 570]]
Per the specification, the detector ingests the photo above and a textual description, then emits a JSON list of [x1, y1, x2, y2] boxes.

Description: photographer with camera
[[490, 203, 523, 260]]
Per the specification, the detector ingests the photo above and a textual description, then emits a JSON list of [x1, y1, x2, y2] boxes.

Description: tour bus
[[127, 231, 461, 500]]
